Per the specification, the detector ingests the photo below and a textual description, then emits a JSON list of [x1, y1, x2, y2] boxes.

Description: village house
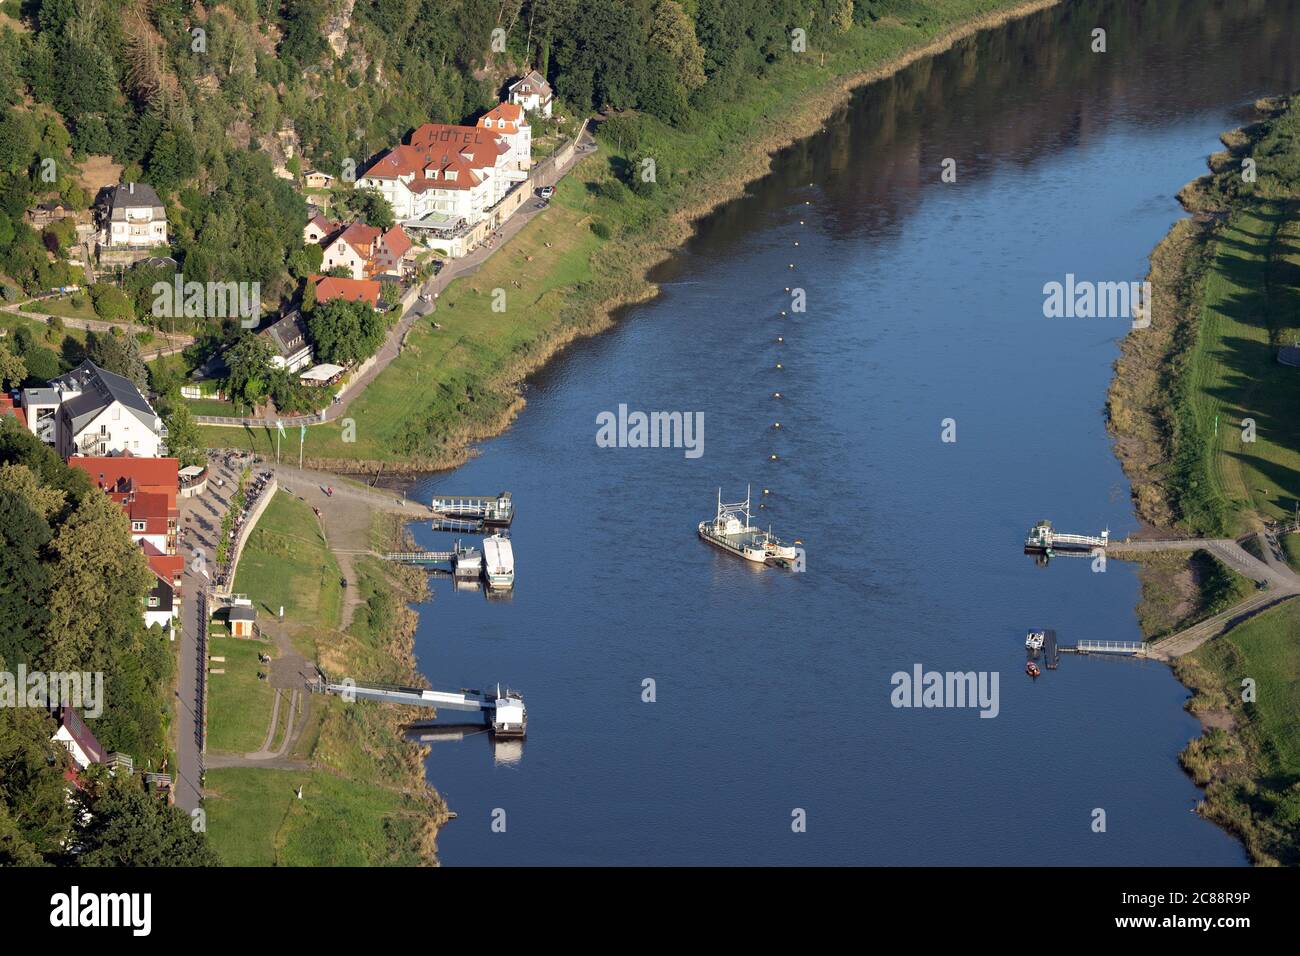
[[314, 275, 382, 309], [319, 222, 414, 281], [477, 102, 532, 176], [508, 70, 554, 117], [228, 600, 257, 638], [66, 455, 180, 555], [259, 310, 314, 372], [52, 706, 105, 771], [100, 182, 168, 248], [304, 170, 336, 189], [141, 541, 183, 631], [28, 361, 165, 458], [304, 214, 341, 244]]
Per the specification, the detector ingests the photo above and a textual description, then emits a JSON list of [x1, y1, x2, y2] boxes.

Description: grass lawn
[[204, 767, 427, 867], [20, 294, 98, 321], [1186, 201, 1300, 532], [185, 396, 238, 417], [205, 635, 276, 754], [232, 490, 341, 629], [1180, 597, 1300, 864], [1282, 531, 1300, 574]]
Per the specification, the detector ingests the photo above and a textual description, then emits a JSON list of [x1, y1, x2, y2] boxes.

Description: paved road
[[172, 455, 241, 812], [1109, 535, 1300, 658]]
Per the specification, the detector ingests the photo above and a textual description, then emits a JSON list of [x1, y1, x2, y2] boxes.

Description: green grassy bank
[[196, 0, 1058, 470], [1174, 598, 1300, 866], [203, 494, 445, 866]]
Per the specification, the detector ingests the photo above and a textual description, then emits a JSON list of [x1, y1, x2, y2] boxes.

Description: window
[[147, 596, 159, 608], [132, 521, 146, 532]]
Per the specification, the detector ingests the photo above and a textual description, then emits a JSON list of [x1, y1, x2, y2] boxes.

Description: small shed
[[228, 604, 257, 638]]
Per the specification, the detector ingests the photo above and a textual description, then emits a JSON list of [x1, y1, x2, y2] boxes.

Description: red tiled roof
[[379, 226, 412, 260], [314, 276, 381, 308], [1, 393, 27, 428], [53, 707, 104, 766], [479, 103, 526, 133], [68, 456, 178, 511]]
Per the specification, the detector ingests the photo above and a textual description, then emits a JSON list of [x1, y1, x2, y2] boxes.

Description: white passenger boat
[[1025, 630, 1045, 651], [481, 533, 515, 589], [698, 487, 799, 565]]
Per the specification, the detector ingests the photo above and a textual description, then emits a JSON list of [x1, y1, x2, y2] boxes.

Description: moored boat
[[482, 533, 514, 590]]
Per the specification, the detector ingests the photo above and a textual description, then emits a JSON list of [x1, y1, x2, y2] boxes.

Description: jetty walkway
[[1108, 534, 1300, 659]]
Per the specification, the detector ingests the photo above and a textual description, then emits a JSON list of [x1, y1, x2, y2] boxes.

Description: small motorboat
[[1026, 661, 1041, 678]]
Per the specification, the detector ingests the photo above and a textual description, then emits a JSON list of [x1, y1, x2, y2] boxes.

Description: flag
[[300, 425, 307, 441], [276, 420, 286, 437]]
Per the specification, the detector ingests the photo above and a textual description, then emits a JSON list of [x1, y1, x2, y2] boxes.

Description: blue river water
[[407, 0, 1300, 864]]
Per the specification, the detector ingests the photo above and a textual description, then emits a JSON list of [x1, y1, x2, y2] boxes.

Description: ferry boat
[[698, 487, 799, 565], [481, 533, 515, 590], [453, 540, 482, 579], [490, 685, 527, 738]]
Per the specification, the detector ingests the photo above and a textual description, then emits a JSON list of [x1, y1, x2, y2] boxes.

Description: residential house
[[141, 542, 183, 631], [260, 310, 314, 372], [314, 275, 382, 309], [477, 103, 532, 175], [39, 361, 165, 458], [320, 222, 380, 279], [304, 170, 335, 189], [68, 455, 180, 555], [101, 182, 168, 248], [52, 707, 105, 770], [508, 70, 554, 117], [26, 202, 73, 228], [304, 215, 341, 245]]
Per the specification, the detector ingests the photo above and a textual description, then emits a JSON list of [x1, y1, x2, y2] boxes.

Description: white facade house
[[102, 182, 168, 248], [477, 103, 531, 177], [508, 71, 554, 118], [41, 361, 165, 458], [260, 311, 314, 373]]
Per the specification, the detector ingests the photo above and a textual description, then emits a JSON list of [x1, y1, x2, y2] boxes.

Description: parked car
[[539, 185, 555, 200]]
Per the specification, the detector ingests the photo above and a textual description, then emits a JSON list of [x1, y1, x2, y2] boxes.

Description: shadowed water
[[406, 0, 1300, 864]]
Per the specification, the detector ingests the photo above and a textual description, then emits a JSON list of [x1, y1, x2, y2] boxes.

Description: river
[[407, 0, 1300, 864]]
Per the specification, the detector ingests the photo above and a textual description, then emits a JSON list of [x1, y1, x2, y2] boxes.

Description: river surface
[[407, 0, 1300, 864]]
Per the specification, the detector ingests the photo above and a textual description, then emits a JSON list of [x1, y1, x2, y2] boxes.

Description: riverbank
[[202, 489, 448, 865], [1108, 95, 1300, 865], [195, 0, 1059, 473]]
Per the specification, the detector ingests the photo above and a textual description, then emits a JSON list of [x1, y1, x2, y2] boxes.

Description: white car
[[539, 185, 555, 200]]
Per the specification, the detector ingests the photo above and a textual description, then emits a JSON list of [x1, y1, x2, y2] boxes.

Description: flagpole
[[299, 425, 305, 469]]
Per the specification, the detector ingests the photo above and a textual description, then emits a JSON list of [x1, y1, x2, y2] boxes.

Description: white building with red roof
[[68, 455, 179, 555], [320, 222, 414, 281], [477, 103, 532, 176]]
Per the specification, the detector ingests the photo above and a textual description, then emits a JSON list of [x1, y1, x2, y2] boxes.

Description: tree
[[0, 487, 54, 665], [342, 187, 395, 229], [0, 342, 25, 389], [89, 284, 135, 324], [223, 332, 275, 410], [72, 772, 219, 866], [0, 703, 74, 864], [86, 329, 148, 392], [163, 401, 205, 468], [306, 298, 387, 366]]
